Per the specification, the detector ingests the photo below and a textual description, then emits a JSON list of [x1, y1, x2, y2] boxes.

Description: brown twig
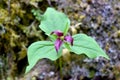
[[47, 0, 52, 6]]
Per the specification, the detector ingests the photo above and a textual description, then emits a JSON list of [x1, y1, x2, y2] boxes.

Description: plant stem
[[59, 58, 63, 80]]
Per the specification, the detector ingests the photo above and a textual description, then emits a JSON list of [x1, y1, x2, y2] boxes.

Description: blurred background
[[0, 0, 120, 80]]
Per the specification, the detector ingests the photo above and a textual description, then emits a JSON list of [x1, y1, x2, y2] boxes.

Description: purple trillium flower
[[55, 38, 63, 53], [51, 30, 74, 53], [51, 30, 63, 37], [64, 35, 73, 46]]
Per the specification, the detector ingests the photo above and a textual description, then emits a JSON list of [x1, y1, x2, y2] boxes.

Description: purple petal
[[64, 35, 73, 45], [51, 30, 63, 37], [55, 38, 63, 53]]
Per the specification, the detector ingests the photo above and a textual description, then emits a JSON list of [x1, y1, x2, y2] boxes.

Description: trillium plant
[[25, 7, 109, 73]]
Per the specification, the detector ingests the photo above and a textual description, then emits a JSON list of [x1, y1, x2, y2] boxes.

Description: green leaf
[[25, 41, 62, 73], [71, 34, 109, 59], [39, 7, 70, 35]]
